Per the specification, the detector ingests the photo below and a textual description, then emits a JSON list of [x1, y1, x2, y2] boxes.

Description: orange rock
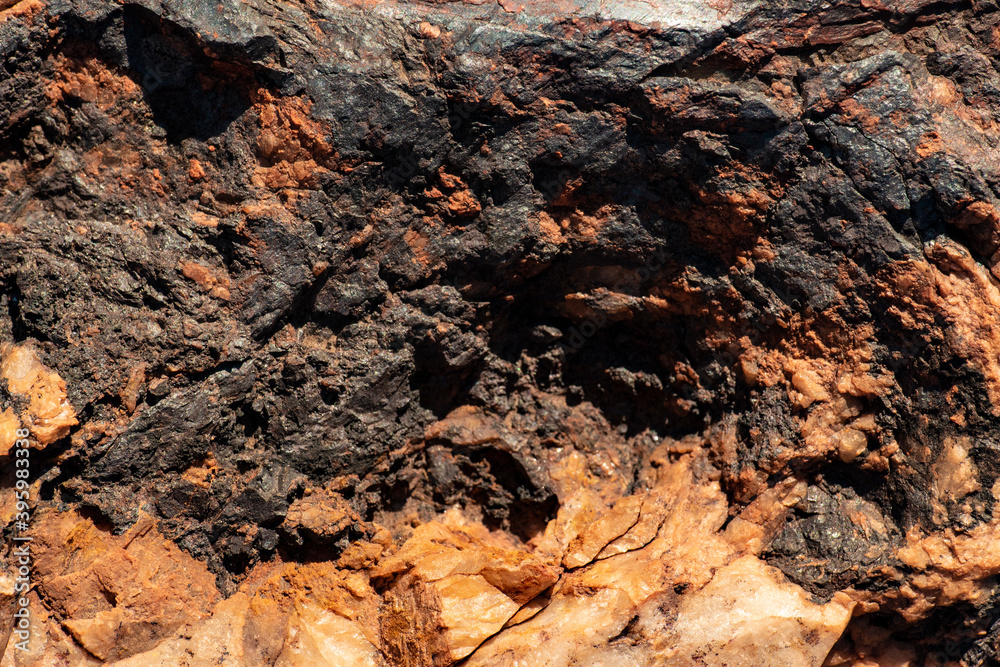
[[435, 574, 521, 661], [376, 513, 560, 663], [918, 242, 1000, 414], [29, 509, 220, 662], [537, 211, 565, 244], [283, 487, 355, 542], [933, 437, 980, 502], [0, 589, 99, 665], [277, 602, 384, 666], [0, 407, 21, 458], [180, 262, 217, 289], [110, 594, 290, 667], [188, 158, 206, 180], [835, 428, 868, 463], [562, 494, 643, 568], [418, 22, 441, 39], [423, 405, 504, 446], [120, 364, 146, 413], [338, 541, 386, 570], [180, 262, 231, 300], [595, 494, 668, 560], [446, 190, 481, 217], [438, 169, 464, 190], [469, 457, 853, 666], [786, 360, 831, 407], [0, 344, 77, 447]]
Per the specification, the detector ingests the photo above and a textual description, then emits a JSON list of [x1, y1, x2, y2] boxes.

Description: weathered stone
[[5, 0, 1000, 663], [29, 509, 220, 662]]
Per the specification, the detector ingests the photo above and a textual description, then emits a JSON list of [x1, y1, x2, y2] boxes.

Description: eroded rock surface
[[4, 0, 1000, 664]]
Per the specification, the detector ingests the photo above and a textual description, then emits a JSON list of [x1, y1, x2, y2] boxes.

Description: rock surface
[[4, 0, 1000, 664]]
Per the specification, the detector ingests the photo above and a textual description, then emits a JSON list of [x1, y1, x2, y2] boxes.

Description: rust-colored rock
[[25, 509, 220, 662], [0, 344, 76, 451], [375, 513, 560, 663]]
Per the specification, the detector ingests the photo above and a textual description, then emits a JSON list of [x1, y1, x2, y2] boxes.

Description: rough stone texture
[[4, 0, 1000, 664]]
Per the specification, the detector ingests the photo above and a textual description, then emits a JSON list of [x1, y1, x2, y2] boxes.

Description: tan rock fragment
[[248, 560, 383, 643], [338, 540, 386, 570], [424, 404, 505, 446], [435, 574, 521, 661], [466, 455, 855, 666], [799, 394, 864, 465], [417, 21, 441, 39], [29, 509, 219, 662], [724, 478, 807, 555], [180, 261, 231, 300], [375, 516, 559, 601], [464, 587, 636, 667], [376, 513, 559, 664], [0, 589, 101, 667], [562, 494, 643, 568], [531, 447, 626, 560], [836, 372, 891, 398], [120, 363, 146, 413], [446, 190, 481, 218], [276, 602, 384, 667], [657, 556, 854, 666], [466, 455, 731, 665], [283, 487, 354, 542], [504, 592, 549, 628], [110, 594, 290, 667], [0, 408, 20, 458], [596, 494, 667, 560], [0, 343, 77, 447], [478, 555, 561, 607], [889, 520, 1000, 620], [789, 364, 831, 407], [933, 436, 980, 502], [835, 428, 868, 463]]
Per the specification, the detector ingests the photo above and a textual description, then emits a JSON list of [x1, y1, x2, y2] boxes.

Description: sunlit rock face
[[5, 0, 1000, 664]]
